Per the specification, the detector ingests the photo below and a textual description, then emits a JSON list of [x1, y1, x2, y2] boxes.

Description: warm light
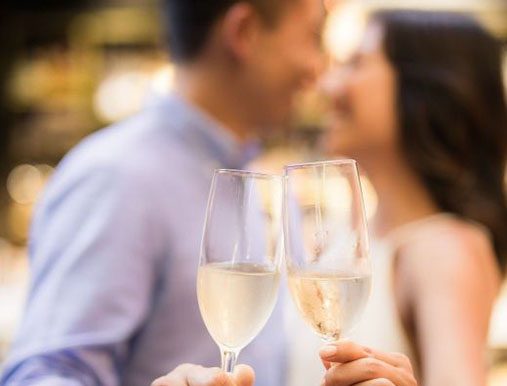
[[7, 203, 33, 243], [93, 70, 152, 123], [503, 52, 507, 91], [93, 64, 176, 123], [7, 165, 45, 205], [152, 64, 175, 95], [35, 164, 54, 179], [323, 1, 367, 62]]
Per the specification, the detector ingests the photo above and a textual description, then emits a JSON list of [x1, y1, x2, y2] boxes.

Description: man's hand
[[151, 364, 254, 386]]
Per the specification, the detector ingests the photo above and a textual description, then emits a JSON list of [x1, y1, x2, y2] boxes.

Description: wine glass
[[197, 169, 283, 372], [283, 159, 371, 343]]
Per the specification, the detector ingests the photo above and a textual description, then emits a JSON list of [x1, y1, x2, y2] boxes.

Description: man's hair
[[162, 0, 284, 63]]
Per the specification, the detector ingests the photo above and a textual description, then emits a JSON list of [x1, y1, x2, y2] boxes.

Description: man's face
[[241, 0, 325, 130]]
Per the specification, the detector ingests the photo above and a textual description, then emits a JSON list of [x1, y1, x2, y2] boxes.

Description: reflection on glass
[[197, 169, 283, 372], [284, 159, 371, 342]]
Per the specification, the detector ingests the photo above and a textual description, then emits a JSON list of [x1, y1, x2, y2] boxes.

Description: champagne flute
[[197, 169, 283, 372], [283, 159, 371, 342]]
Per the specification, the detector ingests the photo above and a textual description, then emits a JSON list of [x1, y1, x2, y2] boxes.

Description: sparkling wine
[[197, 262, 280, 350], [288, 271, 371, 341]]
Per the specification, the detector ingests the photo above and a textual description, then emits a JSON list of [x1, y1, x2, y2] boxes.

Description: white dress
[[285, 213, 488, 385]]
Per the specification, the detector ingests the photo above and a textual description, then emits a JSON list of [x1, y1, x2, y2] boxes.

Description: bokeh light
[[7, 165, 44, 205], [93, 70, 153, 123], [323, 2, 367, 63]]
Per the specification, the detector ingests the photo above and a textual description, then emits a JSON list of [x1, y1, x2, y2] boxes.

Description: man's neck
[[173, 65, 254, 143]]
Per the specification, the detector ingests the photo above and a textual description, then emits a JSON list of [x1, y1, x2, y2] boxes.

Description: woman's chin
[[321, 144, 358, 160], [320, 134, 360, 159]]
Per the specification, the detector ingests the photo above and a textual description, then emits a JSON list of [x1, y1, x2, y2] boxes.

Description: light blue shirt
[[0, 94, 287, 386]]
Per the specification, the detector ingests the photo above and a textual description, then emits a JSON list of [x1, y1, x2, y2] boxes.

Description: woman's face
[[322, 22, 399, 159]]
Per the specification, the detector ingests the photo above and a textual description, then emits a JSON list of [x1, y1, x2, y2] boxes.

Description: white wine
[[197, 262, 280, 350], [288, 271, 371, 341]]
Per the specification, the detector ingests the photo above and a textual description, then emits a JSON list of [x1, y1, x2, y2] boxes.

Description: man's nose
[[301, 50, 327, 89], [318, 65, 348, 98]]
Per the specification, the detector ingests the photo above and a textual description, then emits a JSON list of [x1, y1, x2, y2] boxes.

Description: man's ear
[[219, 2, 263, 62]]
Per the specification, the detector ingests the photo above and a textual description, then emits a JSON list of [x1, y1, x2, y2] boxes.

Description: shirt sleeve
[[0, 160, 163, 386]]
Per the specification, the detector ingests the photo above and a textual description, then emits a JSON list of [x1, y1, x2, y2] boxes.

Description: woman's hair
[[372, 10, 507, 271]]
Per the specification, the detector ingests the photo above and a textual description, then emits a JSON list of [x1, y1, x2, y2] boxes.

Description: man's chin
[[255, 112, 292, 136]]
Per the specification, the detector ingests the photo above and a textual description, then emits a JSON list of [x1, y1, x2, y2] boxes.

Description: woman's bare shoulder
[[396, 215, 500, 302]]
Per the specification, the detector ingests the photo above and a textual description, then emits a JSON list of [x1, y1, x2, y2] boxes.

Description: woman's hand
[[151, 364, 254, 386], [319, 341, 418, 386]]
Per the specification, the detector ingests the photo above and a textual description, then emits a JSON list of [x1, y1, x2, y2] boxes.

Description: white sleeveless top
[[283, 223, 416, 386], [284, 213, 488, 385], [349, 228, 416, 361]]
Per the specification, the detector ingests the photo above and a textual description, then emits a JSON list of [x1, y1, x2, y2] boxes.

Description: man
[[0, 0, 324, 385]]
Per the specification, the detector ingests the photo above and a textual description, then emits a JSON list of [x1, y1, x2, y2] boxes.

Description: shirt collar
[[147, 93, 261, 169]]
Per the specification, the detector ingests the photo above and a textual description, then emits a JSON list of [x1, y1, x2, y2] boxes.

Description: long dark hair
[[372, 10, 507, 271]]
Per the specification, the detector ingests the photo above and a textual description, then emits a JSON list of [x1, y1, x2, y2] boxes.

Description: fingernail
[[320, 345, 337, 357]]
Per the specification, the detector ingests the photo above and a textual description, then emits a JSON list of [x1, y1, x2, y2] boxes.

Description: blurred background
[[0, 0, 506, 383]]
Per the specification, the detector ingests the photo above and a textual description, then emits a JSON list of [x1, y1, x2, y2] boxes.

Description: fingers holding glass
[[318, 342, 417, 386]]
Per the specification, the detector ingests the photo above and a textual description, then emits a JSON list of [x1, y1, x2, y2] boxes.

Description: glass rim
[[215, 168, 282, 180], [284, 158, 357, 172]]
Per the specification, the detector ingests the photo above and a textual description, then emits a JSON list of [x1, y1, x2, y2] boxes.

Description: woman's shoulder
[[395, 213, 501, 300], [389, 213, 493, 263]]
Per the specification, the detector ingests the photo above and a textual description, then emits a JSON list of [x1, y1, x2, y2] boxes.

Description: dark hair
[[162, 0, 283, 63], [372, 10, 507, 271]]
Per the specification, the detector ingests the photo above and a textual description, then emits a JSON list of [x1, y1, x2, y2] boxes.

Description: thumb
[[319, 340, 371, 364], [186, 367, 234, 386], [232, 365, 255, 386]]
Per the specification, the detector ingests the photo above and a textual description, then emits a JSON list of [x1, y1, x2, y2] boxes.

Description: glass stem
[[221, 349, 238, 373]]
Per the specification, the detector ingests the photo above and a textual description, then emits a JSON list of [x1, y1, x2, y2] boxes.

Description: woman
[[323, 10, 506, 386]]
